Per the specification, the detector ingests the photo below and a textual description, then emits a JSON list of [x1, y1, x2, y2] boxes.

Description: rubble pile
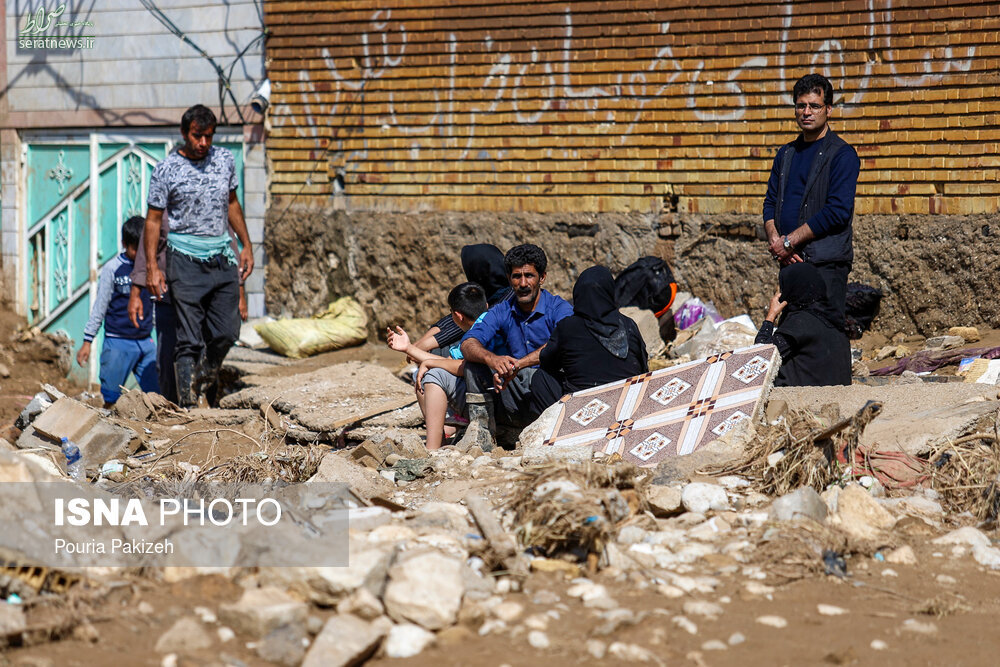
[[2, 332, 1000, 663]]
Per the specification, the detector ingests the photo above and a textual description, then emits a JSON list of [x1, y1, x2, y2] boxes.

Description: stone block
[[76, 419, 137, 470], [218, 586, 309, 639], [302, 614, 390, 667], [31, 397, 99, 444]]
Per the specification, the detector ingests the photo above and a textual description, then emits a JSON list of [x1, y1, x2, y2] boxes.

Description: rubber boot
[[196, 357, 223, 407], [456, 393, 495, 453], [174, 357, 197, 409]]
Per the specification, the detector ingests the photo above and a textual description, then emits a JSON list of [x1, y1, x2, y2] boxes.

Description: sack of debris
[[255, 297, 369, 359]]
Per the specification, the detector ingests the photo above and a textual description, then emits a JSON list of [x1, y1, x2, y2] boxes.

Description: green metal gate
[[23, 132, 244, 384]]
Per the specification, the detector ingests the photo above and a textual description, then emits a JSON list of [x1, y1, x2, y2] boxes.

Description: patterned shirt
[[147, 146, 238, 237]]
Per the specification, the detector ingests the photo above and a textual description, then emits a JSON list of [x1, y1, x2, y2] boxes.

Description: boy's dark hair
[[181, 104, 217, 134], [122, 216, 144, 250], [503, 243, 547, 276], [792, 73, 834, 106], [448, 282, 488, 320]]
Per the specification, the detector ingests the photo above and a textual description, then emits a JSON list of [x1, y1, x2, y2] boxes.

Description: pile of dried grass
[[197, 444, 326, 485], [507, 462, 648, 561], [752, 521, 851, 583], [710, 402, 881, 496], [926, 432, 1000, 521]]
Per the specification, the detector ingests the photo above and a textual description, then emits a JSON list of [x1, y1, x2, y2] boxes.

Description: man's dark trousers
[[166, 249, 239, 405]]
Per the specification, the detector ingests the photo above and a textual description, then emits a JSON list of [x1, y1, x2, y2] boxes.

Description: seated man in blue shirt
[[458, 243, 573, 450]]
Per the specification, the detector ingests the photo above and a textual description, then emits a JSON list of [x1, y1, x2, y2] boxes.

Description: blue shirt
[[83, 253, 153, 342], [449, 312, 509, 360], [462, 289, 573, 361]]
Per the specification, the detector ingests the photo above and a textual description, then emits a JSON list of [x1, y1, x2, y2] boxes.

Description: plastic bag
[[255, 297, 368, 359], [673, 297, 723, 331]]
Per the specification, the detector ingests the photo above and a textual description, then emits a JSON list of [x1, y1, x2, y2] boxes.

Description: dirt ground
[[4, 302, 1000, 666]]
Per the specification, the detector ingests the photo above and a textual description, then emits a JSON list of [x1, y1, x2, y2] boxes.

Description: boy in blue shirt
[[387, 282, 506, 450], [76, 216, 158, 407]]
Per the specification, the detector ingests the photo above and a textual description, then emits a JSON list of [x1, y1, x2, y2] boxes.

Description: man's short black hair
[[448, 282, 487, 320], [503, 243, 547, 276], [181, 104, 217, 134], [122, 216, 144, 250], [792, 73, 834, 107]]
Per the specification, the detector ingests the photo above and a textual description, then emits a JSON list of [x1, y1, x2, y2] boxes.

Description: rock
[[728, 632, 746, 645], [256, 624, 308, 667], [973, 544, 1000, 569], [384, 623, 435, 659], [832, 484, 896, 540], [936, 574, 957, 585], [646, 485, 683, 517], [217, 627, 235, 643], [932, 526, 991, 550], [530, 558, 581, 578], [755, 615, 787, 628], [528, 630, 551, 649], [871, 639, 889, 650], [817, 604, 847, 616], [524, 613, 550, 630], [302, 614, 391, 667], [218, 586, 309, 639], [948, 326, 980, 343], [885, 545, 917, 565], [586, 639, 607, 659], [901, 618, 937, 635], [492, 601, 524, 623], [681, 482, 729, 514], [336, 587, 385, 620], [384, 551, 466, 630], [348, 506, 392, 532], [0, 362, 9, 378], [0, 603, 26, 635], [566, 580, 608, 602], [308, 451, 394, 499], [923, 335, 964, 350], [683, 600, 723, 619], [608, 642, 658, 662], [769, 487, 828, 523], [702, 639, 728, 650], [672, 616, 698, 635], [155, 617, 213, 654], [520, 402, 592, 464], [260, 543, 392, 605], [621, 306, 666, 357], [688, 516, 731, 540]]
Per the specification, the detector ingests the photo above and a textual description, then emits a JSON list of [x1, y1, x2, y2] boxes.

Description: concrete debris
[[383, 550, 466, 630], [302, 614, 391, 667], [769, 487, 828, 523], [681, 482, 730, 514], [831, 484, 897, 540], [384, 623, 435, 658], [154, 617, 213, 654], [218, 586, 309, 639]]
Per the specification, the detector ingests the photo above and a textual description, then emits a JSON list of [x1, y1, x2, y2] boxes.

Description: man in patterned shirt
[[143, 105, 254, 407]]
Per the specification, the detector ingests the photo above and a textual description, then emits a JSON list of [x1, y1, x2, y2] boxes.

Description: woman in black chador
[[755, 262, 851, 386], [529, 265, 648, 416]]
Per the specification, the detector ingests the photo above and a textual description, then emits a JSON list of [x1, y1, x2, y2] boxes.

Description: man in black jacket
[[761, 73, 860, 328]]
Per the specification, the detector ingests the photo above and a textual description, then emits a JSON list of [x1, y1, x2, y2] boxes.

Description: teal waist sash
[[167, 232, 236, 266]]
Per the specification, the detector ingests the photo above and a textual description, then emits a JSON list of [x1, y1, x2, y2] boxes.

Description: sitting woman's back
[[755, 263, 851, 387]]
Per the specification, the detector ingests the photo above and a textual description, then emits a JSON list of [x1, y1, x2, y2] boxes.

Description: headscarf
[[573, 266, 629, 359], [778, 263, 842, 330], [461, 244, 511, 306]]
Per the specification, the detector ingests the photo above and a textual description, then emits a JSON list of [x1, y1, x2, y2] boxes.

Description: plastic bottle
[[60, 437, 85, 482]]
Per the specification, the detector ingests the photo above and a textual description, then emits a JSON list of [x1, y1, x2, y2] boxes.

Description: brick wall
[[265, 0, 1000, 216]]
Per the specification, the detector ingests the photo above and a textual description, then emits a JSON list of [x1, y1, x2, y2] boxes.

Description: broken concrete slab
[[530, 345, 779, 468], [76, 419, 138, 470], [773, 384, 1000, 456], [220, 361, 414, 434], [31, 397, 99, 444]]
